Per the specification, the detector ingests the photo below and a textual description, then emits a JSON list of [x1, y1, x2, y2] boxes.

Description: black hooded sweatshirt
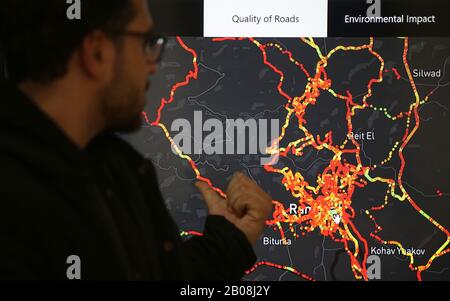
[[0, 81, 256, 280]]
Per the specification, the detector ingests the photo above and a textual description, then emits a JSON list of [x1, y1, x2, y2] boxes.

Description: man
[[0, 0, 272, 280]]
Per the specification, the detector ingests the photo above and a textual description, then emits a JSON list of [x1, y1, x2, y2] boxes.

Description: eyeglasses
[[106, 30, 167, 63]]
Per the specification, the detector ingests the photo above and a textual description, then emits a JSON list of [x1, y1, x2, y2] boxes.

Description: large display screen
[[128, 0, 450, 281]]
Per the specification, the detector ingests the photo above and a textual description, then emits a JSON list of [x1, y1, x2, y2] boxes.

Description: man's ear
[[78, 30, 115, 82]]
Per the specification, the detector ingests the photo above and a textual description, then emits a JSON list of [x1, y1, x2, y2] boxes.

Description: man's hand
[[195, 172, 272, 245]]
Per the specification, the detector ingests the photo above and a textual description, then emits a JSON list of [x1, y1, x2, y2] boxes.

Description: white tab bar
[[204, 0, 328, 37]]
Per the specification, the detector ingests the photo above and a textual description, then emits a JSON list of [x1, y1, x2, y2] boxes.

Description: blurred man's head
[[0, 0, 163, 132]]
